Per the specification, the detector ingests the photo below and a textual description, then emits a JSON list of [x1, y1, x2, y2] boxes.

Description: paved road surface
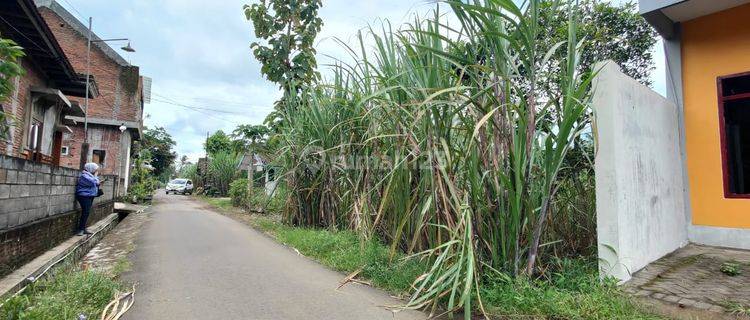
[[123, 190, 427, 320]]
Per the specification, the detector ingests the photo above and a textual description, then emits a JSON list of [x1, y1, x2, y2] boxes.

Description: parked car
[[166, 178, 194, 195]]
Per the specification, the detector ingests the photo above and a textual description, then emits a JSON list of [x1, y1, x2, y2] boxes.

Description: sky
[[53, 0, 666, 162]]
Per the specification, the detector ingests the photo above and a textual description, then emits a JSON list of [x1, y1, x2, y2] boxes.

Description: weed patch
[[0, 269, 122, 320]]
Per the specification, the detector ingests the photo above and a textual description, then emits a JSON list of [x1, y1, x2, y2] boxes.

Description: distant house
[[238, 152, 279, 196], [0, 0, 95, 165], [36, 0, 147, 194]]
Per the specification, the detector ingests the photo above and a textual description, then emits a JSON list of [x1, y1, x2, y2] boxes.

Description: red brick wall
[[38, 8, 142, 176], [39, 8, 142, 123], [57, 125, 127, 176], [1, 58, 49, 159]]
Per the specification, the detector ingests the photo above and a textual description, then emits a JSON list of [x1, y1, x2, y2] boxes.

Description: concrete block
[[7, 211, 20, 227], [5, 170, 17, 184], [25, 172, 34, 184], [42, 173, 50, 185], [0, 185, 9, 199], [35, 173, 45, 185], [0, 212, 7, 229], [0, 155, 12, 169], [38, 164, 51, 174], [16, 171, 27, 184], [0, 168, 6, 182], [10, 185, 28, 198], [0, 198, 22, 213], [24, 197, 42, 210]]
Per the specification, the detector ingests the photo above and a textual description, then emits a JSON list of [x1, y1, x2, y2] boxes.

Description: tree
[[232, 124, 269, 152], [232, 124, 271, 194], [142, 127, 177, 180], [0, 37, 25, 139], [245, 0, 323, 127], [538, 0, 656, 86], [205, 130, 233, 156]]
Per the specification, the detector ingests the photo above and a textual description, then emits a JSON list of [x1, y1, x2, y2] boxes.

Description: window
[[61, 146, 69, 156], [92, 149, 106, 167], [719, 72, 750, 197], [27, 101, 45, 151]]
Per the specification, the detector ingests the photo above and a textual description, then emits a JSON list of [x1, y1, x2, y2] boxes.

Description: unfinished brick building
[[36, 0, 145, 193]]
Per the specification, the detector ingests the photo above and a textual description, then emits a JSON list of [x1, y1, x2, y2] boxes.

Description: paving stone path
[[626, 244, 750, 315]]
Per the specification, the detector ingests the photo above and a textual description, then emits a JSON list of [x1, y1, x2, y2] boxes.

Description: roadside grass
[[197, 195, 233, 211], [199, 197, 661, 319], [0, 268, 122, 320]]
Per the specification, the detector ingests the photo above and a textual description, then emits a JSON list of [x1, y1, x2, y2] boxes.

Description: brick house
[[36, 0, 144, 193], [0, 0, 94, 165]]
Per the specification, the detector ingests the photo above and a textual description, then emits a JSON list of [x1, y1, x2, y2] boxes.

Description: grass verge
[[0, 268, 122, 320], [198, 196, 661, 319]]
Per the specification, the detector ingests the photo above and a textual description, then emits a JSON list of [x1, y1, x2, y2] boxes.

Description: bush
[[229, 178, 249, 207], [227, 178, 286, 214]]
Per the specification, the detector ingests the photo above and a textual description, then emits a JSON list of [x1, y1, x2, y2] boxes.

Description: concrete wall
[[594, 61, 688, 282], [0, 154, 116, 276]]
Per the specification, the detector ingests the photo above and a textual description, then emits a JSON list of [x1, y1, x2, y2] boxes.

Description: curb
[[0, 212, 121, 303]]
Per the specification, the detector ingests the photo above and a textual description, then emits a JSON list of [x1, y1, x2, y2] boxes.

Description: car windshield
[[170, 179, 187, 185]]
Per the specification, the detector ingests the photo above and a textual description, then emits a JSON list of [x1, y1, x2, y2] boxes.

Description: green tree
[[245, 0, 323, 127], [538, 0, 656, 86], [0, 37, 25, 139], [232, 124, 269, 153], [142, 127, 177, 180], [205, 130, 233, 155]]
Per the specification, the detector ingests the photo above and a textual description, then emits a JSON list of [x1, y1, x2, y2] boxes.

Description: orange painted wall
[[682, 3, 750, 228]]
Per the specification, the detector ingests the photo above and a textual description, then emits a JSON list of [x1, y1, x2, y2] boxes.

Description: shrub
[[229, 178, 249, 207]]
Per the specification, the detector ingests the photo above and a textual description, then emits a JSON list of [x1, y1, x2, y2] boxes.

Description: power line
[[59, 0, 88, 23], [152, 92, 259, 109], [148, 97, 242, 125], [150, 98, 243, 115], [0, 16, 53, 55]]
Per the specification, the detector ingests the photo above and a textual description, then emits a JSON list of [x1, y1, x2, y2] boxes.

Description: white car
[[166, 178, 194, 195]]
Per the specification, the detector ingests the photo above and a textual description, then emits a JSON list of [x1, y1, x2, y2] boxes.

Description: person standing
[[75, 162, 100, 236]]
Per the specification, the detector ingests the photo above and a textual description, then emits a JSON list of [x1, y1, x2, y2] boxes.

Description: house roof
[[35, 0, 131, 67], [0, 0, 94, 97], [640, 0, 750, 38], [237, 153, 267, 171]]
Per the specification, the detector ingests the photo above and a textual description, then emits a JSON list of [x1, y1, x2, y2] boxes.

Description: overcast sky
[[54, 0, 666, 162]]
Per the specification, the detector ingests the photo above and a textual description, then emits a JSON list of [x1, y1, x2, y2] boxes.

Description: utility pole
[[79, 17, 93, 170]]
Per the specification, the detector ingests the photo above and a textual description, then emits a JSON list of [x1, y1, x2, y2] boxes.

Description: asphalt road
[[123, 190, 427, 320]]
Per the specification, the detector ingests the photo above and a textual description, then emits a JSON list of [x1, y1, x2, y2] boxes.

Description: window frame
[[92, 149, 106, 167], [717, 71, 750, 198]]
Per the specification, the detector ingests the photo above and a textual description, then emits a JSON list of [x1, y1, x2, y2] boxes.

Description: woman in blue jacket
[[75, 162, 100, 236]]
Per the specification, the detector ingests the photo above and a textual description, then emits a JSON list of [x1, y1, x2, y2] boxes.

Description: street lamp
[[79, 17, 136, 170]]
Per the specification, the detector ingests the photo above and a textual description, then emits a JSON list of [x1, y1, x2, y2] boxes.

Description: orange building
[[641, 0, 750, 248]]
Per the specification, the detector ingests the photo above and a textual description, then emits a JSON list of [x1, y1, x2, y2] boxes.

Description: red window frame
[[717, 71, 750, 198]]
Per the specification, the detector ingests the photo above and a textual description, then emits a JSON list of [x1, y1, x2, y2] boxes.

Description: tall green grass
[[208, 151, 240, 196], [273, 0, 595, 316]]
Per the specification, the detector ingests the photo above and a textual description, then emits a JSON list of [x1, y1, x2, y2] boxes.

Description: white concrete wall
[[594, 61, 688, 282]]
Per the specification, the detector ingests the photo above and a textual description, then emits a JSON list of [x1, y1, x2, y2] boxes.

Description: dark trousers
[[76, 195, 95, 232]]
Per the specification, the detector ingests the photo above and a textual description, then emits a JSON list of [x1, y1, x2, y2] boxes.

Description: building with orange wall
[[641, 0, 750, 249]]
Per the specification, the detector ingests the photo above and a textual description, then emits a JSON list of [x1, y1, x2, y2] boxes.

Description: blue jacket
[[76, 171, 99, 197]]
